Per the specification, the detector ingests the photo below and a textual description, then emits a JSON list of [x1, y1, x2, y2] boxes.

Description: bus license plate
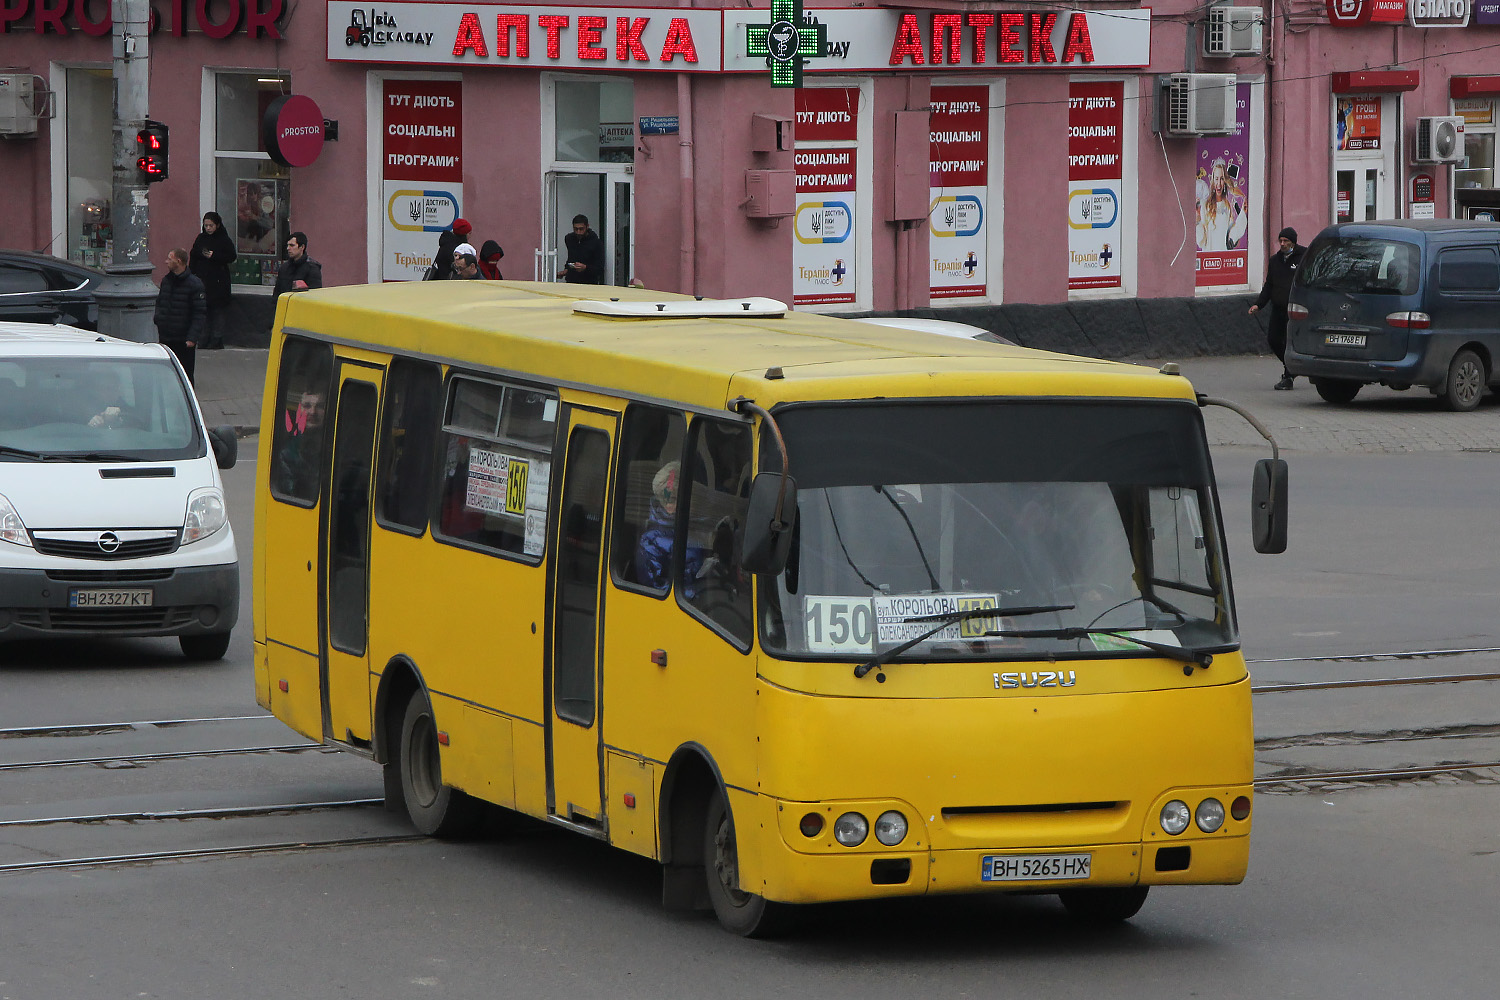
[[981, 853, 1092, 882], [1324, 333, 1366, 347], [70, 589, 153, 608]]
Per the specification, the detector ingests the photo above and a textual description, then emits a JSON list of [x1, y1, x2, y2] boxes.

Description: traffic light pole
[[95, 0, 158, 344]]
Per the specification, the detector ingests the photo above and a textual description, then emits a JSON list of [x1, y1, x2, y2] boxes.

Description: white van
[[0, 323, 239, 659]]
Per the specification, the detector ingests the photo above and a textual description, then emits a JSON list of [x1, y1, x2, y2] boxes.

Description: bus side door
[[322, 365, 383, 745], [547, 408, 616, 828]]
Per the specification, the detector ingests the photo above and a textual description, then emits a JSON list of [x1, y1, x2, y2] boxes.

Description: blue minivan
[[1284, 220, 1500, 411]]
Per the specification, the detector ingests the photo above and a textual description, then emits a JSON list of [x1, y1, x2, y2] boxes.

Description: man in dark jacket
[[154, 248, 207, 384], [1249, 226, 1307, 390], [273, 231, 323, 302], [557, 214, 605, 284]]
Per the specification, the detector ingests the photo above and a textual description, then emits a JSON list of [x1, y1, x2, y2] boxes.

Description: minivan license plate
[[981, 853, 1092, 882], [1325, 333, 1366, 347], [70, 589, 153, 608]]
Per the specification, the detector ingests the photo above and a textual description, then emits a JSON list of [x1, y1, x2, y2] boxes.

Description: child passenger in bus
[[634, 461, 704, 594]]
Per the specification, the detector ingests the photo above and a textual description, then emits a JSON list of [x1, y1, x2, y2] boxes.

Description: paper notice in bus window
[[872, 593, 1000, 645], [1088, 629, 1180, 653], [465, 446, 512, 515], [803, 596, 876, 654], [524, 510, 547, 556]]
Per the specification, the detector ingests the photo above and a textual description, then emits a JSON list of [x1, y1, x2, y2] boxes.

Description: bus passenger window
[[679, 418, 753, 647], [610, 405, 686, 593], [269, 336, 334, 505], [434, 376, 558, 560], [375, 358, 443, 533]]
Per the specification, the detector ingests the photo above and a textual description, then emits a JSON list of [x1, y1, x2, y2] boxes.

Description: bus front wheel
[[1058, 886, 1149, 923], [398, 694, 481, 838], [702, 789, 794, 937]]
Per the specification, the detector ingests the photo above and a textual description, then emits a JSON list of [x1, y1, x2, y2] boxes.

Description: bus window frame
[[373, 355, 445, 539], [267, 335, 336, 509], [429, 369, 563, 566], [674, 413, 755, 655], [609, 402, 688, 601]]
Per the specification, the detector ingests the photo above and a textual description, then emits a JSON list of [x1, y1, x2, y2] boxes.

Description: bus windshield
[[760, 400, 1236, 662]]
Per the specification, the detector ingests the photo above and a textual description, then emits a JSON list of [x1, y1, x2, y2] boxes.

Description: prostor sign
[[327, 3, 1152, 72]]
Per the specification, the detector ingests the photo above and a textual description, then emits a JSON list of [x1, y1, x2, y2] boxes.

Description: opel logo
[[97, 531, 121, 554]]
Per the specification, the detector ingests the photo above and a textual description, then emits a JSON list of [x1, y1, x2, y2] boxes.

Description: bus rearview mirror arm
[[730, 397, 798, 575], [1196, 393, 1288, 554]]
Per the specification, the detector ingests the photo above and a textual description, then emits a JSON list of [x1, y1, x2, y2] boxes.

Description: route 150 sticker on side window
[[803, 593, 1003, 654]]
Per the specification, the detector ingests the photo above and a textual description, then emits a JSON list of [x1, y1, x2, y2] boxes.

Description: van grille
[[14, 607, 196, 632], [31, 535, 180, 560], [45, 569, 175, 583]]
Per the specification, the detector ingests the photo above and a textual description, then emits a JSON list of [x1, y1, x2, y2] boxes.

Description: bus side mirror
[[209, 425, 238, 470], [742, 472, 798, 575], [1252, 458, 1287, 554]]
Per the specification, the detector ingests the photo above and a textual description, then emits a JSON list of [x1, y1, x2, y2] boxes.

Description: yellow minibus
[[253, 281, 1284, 936]]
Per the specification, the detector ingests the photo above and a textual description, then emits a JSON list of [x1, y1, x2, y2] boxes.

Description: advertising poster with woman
[[1195, 83, 1251, 288]]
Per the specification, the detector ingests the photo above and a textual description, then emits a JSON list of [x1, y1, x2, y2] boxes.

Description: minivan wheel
[[180, 632, 231, 661], [1313, 378, 1361, 405], [1440, 349, 1486, 412]]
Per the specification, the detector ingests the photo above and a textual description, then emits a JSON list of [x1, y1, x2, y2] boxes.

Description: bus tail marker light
[[799, 812, 824, 837], [277, 679, 289, 693], [1230, 796, 1251, 821], [437, 731, 450, 746], [651, 649, 668, 667], [623, 793, 637, 809]]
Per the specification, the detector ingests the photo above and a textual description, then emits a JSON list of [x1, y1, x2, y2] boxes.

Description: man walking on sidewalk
[[1249, 226, 1306, 390], [154, 248, 206, 385]]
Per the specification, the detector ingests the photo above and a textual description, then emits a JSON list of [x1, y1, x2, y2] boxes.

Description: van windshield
[[759, 401, 1237, 663], [0, 356, 201, 462], [1299, 237, 1420, 296]]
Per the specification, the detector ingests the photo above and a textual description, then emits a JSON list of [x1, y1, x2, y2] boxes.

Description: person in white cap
[[448, 243, 480, 280]]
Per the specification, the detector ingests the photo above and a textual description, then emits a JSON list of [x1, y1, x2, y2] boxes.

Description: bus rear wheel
[[702, 789, 794, 937], [398, 694, 481, 838], [1058, 886, 1149, 924]]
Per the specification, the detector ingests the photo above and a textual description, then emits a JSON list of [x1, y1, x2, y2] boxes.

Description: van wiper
[[64, 452, 140, 463], [0, 445, 48, 461], [981, 626, 1215, 668], [853, 604, 1074, 679]]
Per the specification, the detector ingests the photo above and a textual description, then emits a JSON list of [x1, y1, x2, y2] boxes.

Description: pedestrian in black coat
[[154, 248, 207, 385], [189, 211, 236, 349], [1249, 226, 1307, 390], [558, 214, 605, 284], [272, 231, 324, 302]]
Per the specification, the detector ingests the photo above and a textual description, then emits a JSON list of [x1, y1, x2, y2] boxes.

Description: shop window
[[554, 79, 634, 163], [212, 72, 291, 286], [64, 68, 113, 269], [1455, 99, 1496, 191]]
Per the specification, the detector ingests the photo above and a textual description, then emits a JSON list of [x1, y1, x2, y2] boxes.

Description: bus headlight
[[1195, 798, 1226, 833], [874, 811, 908, 846], [833, 812, 868, 847], [0, 493, 31, 547], [183, 488, 227, 544], [1160, 800, 1191, 836]]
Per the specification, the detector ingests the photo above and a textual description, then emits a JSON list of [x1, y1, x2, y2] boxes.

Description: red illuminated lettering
[[888, 13, 925, 65], [966, 13, 992, 65], [576, 15, 605, 59], [1061, 12, 1094, 63], [1028, 13, 1057, 63], [496, 13, 527, 57], [452, 11, 488, 56], [537, 14, 568, 59], [75, 0, 110, 35], [997, 12, 1022, 63], [616, 16, 648, 61], [931, 13, 960, 65], [658, 16, 696, 62], [167, 0, 186, 36], [244, 0, 283, 39]]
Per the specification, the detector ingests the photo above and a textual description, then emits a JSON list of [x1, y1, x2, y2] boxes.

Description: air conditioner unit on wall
[[1203, 6, 1263, 57], [1163, 74, 1238, 136], [1414, 116, 1464, 164], [0, 75, 38, 137]]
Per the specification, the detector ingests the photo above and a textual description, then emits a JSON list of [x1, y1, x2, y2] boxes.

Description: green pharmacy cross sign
[[746, 0, 826, 88]]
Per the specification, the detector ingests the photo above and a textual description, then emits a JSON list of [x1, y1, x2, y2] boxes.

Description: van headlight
[[183, 488, 227, 544], [0, 493, 31, 547]]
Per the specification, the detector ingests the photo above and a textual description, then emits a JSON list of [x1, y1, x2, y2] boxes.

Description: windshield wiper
[[981, 627, 1216, 669], [63, 452, 140, 463], [854, 604, 1074, 679], [0, 445, 49, 461]]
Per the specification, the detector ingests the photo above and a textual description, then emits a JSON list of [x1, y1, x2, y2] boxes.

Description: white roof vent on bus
[[572, 297, 788, 319]]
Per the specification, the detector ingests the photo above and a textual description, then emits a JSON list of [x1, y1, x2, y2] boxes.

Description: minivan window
[[1437, 247, 1500, 292], [0, 357, 199, 461], [1299, 237, 1420, 296]]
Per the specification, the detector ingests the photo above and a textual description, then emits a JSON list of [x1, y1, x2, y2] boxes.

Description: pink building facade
[[3, 0, 1500, 315]]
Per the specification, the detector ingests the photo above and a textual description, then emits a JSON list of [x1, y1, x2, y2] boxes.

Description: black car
[[0, 250, 104, 330]]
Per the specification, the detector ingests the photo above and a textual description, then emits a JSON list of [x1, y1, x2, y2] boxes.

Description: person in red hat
[[429, 217, 472, 281]]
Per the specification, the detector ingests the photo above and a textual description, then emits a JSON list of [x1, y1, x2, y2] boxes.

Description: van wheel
[[1313, 378, 1361, 405], [1059, 886, 1150, 923], [703, 788, 795, 937], [1439, 349, 1486, 412], [180, 632, 231, 661], [398, 694, 482, 838]]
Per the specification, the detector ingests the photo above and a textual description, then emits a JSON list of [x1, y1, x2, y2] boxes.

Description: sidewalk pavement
[[192, 348, 1500, 456]]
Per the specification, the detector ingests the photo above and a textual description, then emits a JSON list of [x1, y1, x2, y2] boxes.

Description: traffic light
[[135, 120, 169, 183]]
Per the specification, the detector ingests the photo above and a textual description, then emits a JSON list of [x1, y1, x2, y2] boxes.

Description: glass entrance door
[[1335, 165, 1385, 223], [543, 171, 633, 285]]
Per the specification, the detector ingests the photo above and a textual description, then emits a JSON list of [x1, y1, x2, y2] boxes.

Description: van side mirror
[[1252, 458, 1287, 553], [742, 472, 797, 575], [209, 425, 238, 470]]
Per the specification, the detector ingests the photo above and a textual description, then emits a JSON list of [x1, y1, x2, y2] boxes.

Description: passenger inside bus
[[275, 389, 326, 497], [634, 461, 706, 594]]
